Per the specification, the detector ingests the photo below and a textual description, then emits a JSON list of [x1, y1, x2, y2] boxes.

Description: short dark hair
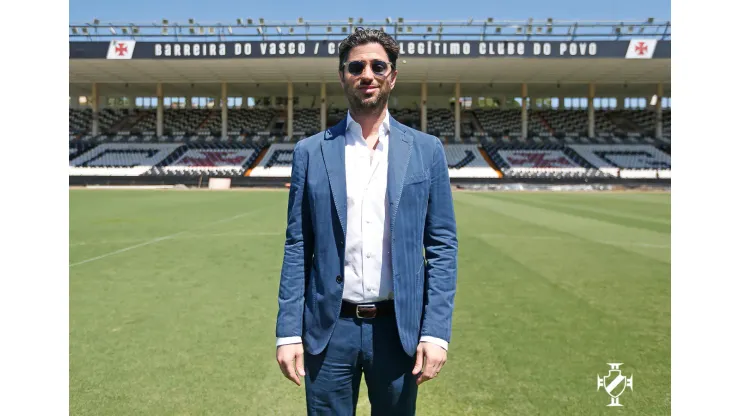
[[338, 28, 400, 72]]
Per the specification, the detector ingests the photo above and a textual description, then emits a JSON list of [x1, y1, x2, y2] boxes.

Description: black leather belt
[[340, 300, 394, 319]]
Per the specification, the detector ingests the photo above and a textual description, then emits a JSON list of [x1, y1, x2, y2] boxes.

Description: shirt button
[[366, 252, 372, 258], [336, 275, 343, 283]]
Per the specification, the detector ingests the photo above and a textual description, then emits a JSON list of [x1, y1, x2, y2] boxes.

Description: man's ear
[[389, 69, 398, 90]]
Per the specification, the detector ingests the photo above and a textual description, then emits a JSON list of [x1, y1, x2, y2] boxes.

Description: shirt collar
[[346, 109, 391, 137]]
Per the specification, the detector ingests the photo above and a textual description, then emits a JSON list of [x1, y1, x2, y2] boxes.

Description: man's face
[[339, 42, 397, 112]]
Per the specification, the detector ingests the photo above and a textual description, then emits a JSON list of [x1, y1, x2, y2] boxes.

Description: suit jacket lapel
[[320, 117, 348, 238], [387, 117, 411, 230]]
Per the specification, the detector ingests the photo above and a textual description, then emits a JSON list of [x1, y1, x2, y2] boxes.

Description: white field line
[[69, 231, 283, 247], [69, 212, 270, 268]]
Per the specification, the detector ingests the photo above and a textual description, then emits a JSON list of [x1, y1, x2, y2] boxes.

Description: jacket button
[[336, 275, 343, 283]]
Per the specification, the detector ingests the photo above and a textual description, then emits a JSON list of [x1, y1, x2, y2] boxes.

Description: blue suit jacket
[[275, 114, 458, 357]]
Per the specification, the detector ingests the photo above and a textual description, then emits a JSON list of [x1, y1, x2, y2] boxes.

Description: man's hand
[[276, 343, 305, 386], [412, 342, 447, 385]]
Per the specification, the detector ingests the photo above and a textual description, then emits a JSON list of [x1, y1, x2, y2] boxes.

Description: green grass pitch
[[69, 189, 670, 415]]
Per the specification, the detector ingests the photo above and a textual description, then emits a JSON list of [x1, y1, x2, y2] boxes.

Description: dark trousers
[[304, 315, 418, 415]]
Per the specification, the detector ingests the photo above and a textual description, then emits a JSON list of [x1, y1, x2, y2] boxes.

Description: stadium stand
[[68, 108, 671, 180], [248, 144, 295, 177], [569, 144, 671, 178], [444, 145, 500, 178], [69, 18, 669, 185], [69, 143, 183, 176], [146, 144, 261, 177]]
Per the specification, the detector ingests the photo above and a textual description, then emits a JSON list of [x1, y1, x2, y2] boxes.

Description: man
[[275, 28, 458, 415]]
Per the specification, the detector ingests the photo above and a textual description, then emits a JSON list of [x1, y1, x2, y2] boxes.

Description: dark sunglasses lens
[[347, 61, 364, 75], [371, 61, 388, 74]]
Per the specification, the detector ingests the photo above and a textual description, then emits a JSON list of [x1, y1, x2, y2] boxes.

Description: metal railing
[[69, 17, 670, 42]]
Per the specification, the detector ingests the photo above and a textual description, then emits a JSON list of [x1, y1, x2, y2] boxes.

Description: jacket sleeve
[[420, 137, 458, 345], [275, 140, 314, 339]]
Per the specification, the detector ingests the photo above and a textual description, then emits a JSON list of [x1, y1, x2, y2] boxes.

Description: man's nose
[[359, 63, 375, 80]]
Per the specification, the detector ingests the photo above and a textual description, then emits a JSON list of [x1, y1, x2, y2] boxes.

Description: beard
[[344, 79, 391, 115]]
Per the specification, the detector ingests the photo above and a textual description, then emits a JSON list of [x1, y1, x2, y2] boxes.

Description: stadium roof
[[69, 18, 670, 98], [69, 58, 670, 97]]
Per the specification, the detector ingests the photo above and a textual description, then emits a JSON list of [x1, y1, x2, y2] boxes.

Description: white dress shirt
[[277, 110, 448, 351]]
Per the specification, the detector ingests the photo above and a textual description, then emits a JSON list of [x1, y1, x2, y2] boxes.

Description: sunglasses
[[342, 59, 394, 77]]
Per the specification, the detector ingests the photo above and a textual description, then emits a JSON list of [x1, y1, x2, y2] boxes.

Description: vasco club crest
[[597, 363, 634, 407]]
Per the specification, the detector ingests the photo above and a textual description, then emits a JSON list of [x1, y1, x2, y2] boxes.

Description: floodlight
[[162, 19, 169, 25], [348, 17, 353, 23], [385, 17, 392, 24], [188, 18, 194, 24], [237, 18, 243, 25], [398, 17, 404, 23], [71, 27, 78, 34], [247, 18, 253, 25], [93, 18, 100, 25], [259, 18, 264, 25], [487, 18, 493, 23], [297, 17, 303, 24], [109, 27, 116, 34]]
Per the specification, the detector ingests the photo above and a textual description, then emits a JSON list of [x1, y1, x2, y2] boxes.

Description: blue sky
[[69, 0, 670, 25]]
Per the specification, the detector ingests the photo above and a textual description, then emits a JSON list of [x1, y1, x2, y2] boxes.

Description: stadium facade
[[68, 18, 670, 188]]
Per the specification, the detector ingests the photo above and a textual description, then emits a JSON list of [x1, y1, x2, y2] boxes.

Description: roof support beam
[[588, 82, 595, 138], [156, 82, 163, 137], [221, 82, 228, 140]]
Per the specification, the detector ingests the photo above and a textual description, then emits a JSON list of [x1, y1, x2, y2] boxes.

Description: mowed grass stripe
[[455, 192, 669, 264], [585, 192, 671, 206], [489, 193, 670, 233], [506, 192, 671, 222]]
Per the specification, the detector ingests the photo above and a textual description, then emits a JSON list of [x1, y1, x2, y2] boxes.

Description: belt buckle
[[356, 304, 376, 319]]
